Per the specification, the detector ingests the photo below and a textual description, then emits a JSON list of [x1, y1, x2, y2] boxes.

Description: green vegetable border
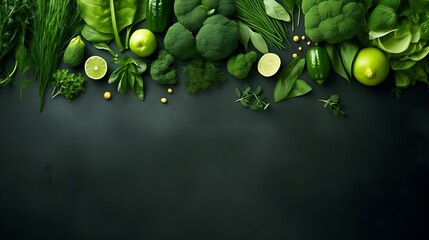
[[1, 0, 428, 114]]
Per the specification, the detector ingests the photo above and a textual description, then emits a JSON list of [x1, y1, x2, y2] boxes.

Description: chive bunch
[[30, 0, 82, 111], [234, 0, 290, 49]]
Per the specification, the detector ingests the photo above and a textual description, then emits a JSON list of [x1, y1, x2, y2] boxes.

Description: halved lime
[[84, 56, 107, 80], [257, 53, 281, 77]]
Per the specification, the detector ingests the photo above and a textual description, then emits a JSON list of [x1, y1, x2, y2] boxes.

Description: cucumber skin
[[306, 46, 331, 84], [146, 0, 173, 33]]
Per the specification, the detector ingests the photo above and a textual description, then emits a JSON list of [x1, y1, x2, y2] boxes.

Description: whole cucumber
[[146, 0, 173, 33], [306, 45, 331, 84]]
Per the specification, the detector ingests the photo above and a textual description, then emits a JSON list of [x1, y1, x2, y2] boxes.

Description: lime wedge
[[84, 56, 107, 80], [257, 53, 281, 77]]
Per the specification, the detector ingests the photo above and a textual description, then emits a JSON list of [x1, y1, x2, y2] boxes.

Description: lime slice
[[84, 56, 107, 80], [257, 53, 281, 77]]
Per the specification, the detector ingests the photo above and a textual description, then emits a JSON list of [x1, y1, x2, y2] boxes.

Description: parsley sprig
[[235, 85, 270, 111], [319, 93, 346, 117], [51, 69, 85, 101]]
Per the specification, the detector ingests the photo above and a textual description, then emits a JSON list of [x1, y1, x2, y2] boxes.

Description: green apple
[[129, 29, 157, 57]]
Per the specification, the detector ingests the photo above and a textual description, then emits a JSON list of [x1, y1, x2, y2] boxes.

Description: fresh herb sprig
[[0, 0, 31, 60], [109, 55, 146, 101], [31, 0, 83, 111], [0, 0, 32, 88], [51, 69, 85, 100], [319, 93, 346, 117], [235, 85, 270, 111]]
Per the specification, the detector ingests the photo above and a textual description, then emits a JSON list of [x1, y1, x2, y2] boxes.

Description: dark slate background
[[1, 10, 429, 240]]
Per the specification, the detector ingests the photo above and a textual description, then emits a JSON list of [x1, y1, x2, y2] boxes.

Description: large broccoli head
[[164, 22, 199, 61], [302, 0, 365, 43], [174, 0, 235, 32], [196, 15, 239, 61]]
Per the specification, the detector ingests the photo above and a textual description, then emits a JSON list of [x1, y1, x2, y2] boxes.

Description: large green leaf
[[77, 0, 137, 34], [77, 0, 139, 51]]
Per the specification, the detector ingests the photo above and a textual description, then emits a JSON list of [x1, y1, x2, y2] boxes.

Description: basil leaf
[[108, 68, 123, 84], [239, 22, 268, 54], [339, 41, 359, 79], [274, 57, 306, 102], [286, 79, 312, 99], [134, 75, 144, 101], [249, 31, 269, 54], [118, 72, 128, 93], [238, 21, 250, 50], [325, 43, 350, 82], [128, 69, 136, 89], [135, 60, 147, 74], [264, 0, 291, 22], [93, 42, 118, 57]]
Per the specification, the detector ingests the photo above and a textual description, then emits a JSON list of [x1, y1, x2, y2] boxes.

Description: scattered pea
[[292, 53, 298, 59], [307, 41, 311, 46], [104, 91, 111, 100], [167, 88, 173, 94], [298, 46, 303, 51], [315, 42, 319, 46], [161, 97, 168, 104], [293, 35, 300, 43], [301, 36, 306, 41]]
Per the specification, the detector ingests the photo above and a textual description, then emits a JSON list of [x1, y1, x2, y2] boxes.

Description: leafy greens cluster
[[109, 55, 146, 101]]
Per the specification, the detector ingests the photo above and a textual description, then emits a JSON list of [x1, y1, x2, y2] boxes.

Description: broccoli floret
[[379, 0, 401, 11], [174, 0, 208, 32], [150, 50, 177, 85], [201, 0, 217, 10], [227, 51, 258, 79], [196, 15, 239, 61], [216, 0, 235, 18], [367, 5, 397, 32], [174, 0, 236, 32], [302, 0, 365, 43], [164, 22, 199, 61]]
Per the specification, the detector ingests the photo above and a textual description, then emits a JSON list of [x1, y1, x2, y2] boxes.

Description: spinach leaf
[[274, 57, 306, 102], [264, 0, 291, 22], [395, 70, 412, 89], [325, 43, 350, 82], [390, 59, 417, 70]]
